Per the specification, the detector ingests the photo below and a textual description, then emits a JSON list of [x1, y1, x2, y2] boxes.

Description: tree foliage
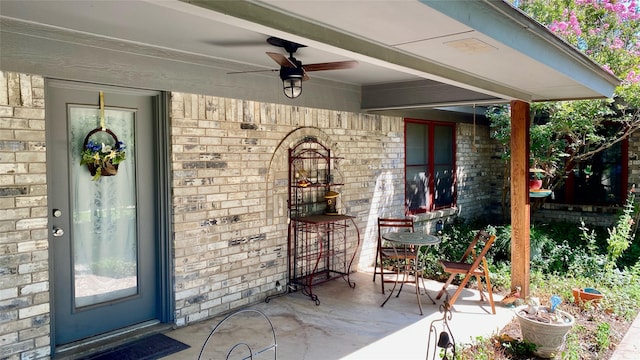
[[490, 0, 640, 215]]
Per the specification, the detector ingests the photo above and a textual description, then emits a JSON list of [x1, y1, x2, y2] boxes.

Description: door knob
[[52, 227, 64, 237]]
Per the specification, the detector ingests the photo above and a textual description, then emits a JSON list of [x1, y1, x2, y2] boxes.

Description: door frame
[[45, 79, 173, 351]]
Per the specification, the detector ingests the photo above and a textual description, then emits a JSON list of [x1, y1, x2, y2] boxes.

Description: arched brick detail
[[265, 126, 341, 228]]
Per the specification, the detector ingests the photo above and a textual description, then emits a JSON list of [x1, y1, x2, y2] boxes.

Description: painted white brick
[[18, 303, 49, 319]]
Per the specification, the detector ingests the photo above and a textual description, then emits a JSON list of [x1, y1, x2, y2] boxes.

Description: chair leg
[[475, 274, 486, 301], [373, 246, 387, 295], [483, 268, 496, 314], [436, 273, 456, 300], [373, 245, 380, 282], [448, 273, 474, 307]]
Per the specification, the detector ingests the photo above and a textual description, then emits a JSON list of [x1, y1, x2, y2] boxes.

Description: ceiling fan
[[229, 37, 358, 99]]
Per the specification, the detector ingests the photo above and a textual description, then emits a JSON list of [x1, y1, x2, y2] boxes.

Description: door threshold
[[53, 320, 173, 359]]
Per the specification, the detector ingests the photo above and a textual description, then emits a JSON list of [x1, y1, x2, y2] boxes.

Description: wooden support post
[[510, 100, 531, 298]]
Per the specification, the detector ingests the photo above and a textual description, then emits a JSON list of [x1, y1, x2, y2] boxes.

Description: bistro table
[[380, 231, 441, 315]]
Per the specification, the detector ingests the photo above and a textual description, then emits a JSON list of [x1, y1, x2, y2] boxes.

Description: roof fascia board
[[421, 0, 619, 98], [361, 80, 503, 110], [182, 0, 533, 102]]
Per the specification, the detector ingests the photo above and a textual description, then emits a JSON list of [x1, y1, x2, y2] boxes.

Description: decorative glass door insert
[[69, 106, 138, 308]]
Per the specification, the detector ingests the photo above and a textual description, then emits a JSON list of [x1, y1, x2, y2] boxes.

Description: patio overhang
[[184, 0, 618, 109], [0, 0, 620, 300], [0, 0, 618, 110]]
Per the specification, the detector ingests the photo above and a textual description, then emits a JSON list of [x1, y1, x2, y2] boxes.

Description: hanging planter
[[80, 128, 126, 181], [79, 91, 127, 181], [529, 168, 552, 198]]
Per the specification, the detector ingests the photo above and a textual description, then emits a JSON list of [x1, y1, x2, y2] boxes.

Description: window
[[405, 120, 456, 214], [552, 139, 628, 205]]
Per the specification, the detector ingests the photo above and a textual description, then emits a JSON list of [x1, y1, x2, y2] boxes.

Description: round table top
[[382, 231, 441, 246]]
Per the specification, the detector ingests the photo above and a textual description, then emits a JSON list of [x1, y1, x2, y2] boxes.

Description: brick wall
[[0, 72, 50, 359], [456, 122, 504, 222], [169, 93, 409, 325], [0, 73, 502, 358]]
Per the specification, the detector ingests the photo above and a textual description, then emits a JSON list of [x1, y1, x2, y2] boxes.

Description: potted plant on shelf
[[529, 168, 552, 198], [514, 296, 575, 358], [529, 168, 544, 190]]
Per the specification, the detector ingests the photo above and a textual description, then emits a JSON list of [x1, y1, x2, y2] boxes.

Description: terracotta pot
[[515, 306, 575, 358], [572, 287, 604, 304], [529, 179, 543, 190]]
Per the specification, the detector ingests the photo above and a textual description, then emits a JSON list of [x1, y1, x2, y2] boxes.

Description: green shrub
[[595, 322, 611, 352]]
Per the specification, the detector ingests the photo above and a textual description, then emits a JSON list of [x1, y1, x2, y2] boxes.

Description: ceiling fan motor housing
[[279, 59, 304, 81]]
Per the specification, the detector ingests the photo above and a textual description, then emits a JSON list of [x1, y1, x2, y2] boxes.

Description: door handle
[[52, 227, 64, 237]]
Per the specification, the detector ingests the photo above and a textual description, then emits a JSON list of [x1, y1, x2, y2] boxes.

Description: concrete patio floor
[[164, 271, 515, 359]]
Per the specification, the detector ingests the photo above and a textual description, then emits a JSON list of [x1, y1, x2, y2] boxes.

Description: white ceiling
[[0, 0, 618, 109]]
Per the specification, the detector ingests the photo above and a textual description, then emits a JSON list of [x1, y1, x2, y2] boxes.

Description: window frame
[[554, 137, 628, 206], [404, 119, 457, 215]]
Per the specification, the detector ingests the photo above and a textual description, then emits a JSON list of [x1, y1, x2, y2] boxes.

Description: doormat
[[83, 333, 190, 360]]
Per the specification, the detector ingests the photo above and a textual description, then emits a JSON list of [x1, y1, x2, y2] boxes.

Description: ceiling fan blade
[[266, 52, 296, 68], [227, 69, 278, 75], [302, 60, 358, 72], [302, 72, 311, 81]]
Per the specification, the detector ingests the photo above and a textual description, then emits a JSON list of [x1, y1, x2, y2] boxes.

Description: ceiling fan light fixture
[[280, 66, 304, 99], [283, 77, 302, 99]]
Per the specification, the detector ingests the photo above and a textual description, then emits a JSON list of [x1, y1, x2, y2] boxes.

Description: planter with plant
[[572, 287, 604, 305], [529, 168, 544, 190], [514, 296, 575, 358]]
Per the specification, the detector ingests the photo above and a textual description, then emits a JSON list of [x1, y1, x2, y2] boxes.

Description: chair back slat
[[378, 218, 414, 232], [467, 231, 496, 271], [458, 230, 492, 263]]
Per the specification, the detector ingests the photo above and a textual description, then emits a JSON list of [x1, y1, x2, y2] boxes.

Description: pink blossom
[[625, 70, 640, 84], [610, 38, 625, 49], [602, 64, 615, 75], [558, 21, 569, 31]]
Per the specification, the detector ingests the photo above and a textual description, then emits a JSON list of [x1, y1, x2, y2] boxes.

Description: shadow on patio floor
[[165, 271, 515, 359]]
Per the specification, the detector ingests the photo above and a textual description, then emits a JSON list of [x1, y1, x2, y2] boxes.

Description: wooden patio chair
[[436, 229, 496, 314], [373, 217, 416, 294]]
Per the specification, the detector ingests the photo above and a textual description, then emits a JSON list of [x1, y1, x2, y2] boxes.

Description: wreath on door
[[79, 92, 127, 181]]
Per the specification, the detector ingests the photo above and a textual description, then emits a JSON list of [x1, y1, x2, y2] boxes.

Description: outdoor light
[[436, 219, 444, 235], [280, 66, 304, 99]]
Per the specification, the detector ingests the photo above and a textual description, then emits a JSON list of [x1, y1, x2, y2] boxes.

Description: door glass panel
[[68, 106, 138, 308]]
